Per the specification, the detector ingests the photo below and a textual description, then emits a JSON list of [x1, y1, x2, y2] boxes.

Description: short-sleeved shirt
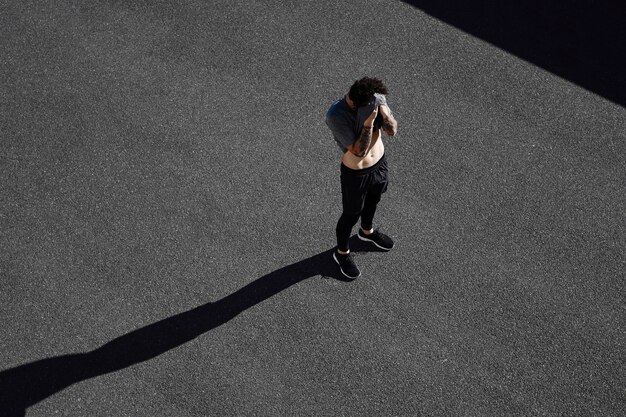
[[325, 93, 388, 153]]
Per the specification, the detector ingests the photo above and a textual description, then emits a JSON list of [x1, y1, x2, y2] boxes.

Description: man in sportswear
[[325, 77, 398, 278]]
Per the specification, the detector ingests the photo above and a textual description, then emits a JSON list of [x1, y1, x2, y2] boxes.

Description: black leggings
[[336, 155, 389, 251]]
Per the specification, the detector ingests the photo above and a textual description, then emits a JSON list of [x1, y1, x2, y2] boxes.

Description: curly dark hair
[[348, 77, 389, 108]]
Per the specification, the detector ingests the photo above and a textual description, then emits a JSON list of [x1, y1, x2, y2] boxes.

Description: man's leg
[[358, 161, 394, 250], [334, 168, 367, 278], [360, 160, 388, 232], [336, 167, 367, 252], [360, 189, 382, 233], [335, 208, 363, 278], [336, 211, 360, 252]]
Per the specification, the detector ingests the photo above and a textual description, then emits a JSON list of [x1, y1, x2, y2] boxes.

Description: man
[[325, 77, 398, 279]]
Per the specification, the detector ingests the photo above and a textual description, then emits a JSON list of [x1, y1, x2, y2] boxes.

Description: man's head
[[347, 77, 389, 108]]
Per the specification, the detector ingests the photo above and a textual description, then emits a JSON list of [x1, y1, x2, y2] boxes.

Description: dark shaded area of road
[[402, 0, 626, 107]]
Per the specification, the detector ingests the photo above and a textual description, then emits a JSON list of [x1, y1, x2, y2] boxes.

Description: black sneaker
[[333, 250, 361, 279], [357, 229, 395, 251]]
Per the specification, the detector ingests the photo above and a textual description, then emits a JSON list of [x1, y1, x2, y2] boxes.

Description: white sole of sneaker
[[333, 252, 361, 279], [357, 233, 394, 251]]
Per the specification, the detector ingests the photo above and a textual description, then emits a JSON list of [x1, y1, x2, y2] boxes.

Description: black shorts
[[340, 154, 389, 215]]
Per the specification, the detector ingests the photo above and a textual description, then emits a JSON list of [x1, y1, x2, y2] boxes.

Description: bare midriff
[[341, 127, 384, 170]]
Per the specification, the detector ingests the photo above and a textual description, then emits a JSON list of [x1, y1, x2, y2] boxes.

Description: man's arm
[[379, 105, 397, 136], [349, 124, 374, 157], [348, 107, 378, 157]]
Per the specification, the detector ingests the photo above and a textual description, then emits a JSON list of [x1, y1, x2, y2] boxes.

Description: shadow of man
[[0, 248, 351, 416]]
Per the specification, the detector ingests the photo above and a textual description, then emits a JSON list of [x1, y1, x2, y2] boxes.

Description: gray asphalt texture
[[1, 1, 625, 416]]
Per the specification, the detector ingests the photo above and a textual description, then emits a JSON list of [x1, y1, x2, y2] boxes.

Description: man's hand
[[379, 105, 397, 136], [378, 104, 390, 120]]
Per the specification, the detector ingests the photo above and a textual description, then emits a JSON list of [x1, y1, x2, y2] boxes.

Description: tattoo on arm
[[382, 115, 398, 136], [354, 126, 373, 156]]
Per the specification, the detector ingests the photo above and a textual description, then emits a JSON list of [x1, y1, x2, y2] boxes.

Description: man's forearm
[[382, 114, 397, 136], [353, 125, 373, 156]]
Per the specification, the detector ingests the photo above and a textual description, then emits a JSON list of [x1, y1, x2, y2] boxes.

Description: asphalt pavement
[[1, 0, 625, 416]]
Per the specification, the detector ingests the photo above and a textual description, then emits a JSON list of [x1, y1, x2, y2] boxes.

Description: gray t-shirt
[[325, 93, 389, 153]]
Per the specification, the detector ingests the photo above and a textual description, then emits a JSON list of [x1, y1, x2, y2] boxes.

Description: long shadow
[[0, 248, 352, 417], [402, 0, 626, 107]]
